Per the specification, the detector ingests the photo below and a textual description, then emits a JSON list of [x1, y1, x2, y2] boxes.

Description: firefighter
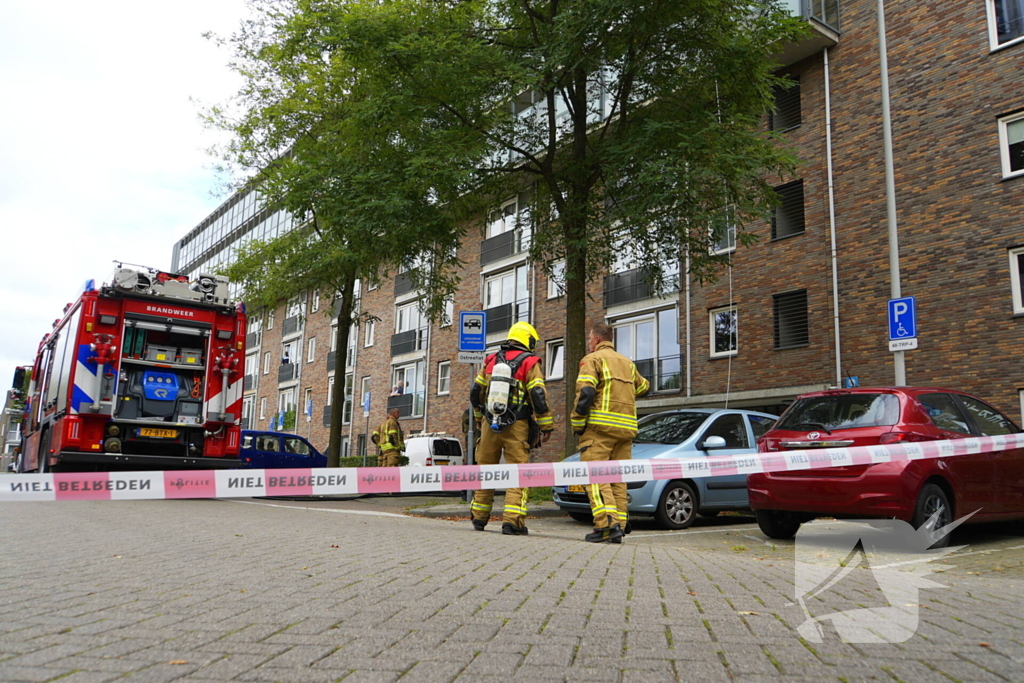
[[372, 407, 405, 467], [571, 323, 650, 543], [469, 321, 554, 535]]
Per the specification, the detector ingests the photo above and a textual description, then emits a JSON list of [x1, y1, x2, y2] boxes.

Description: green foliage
[[282, 409, 296, 431]]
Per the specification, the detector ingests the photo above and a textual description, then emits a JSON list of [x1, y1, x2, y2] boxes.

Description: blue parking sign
[[459, 311, 486, 352], [888, 296, 917, 340]]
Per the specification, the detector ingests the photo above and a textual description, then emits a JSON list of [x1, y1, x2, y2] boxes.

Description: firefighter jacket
[[470, 342, 554, 432], [373, 416, 405, 453], [570, 341, 650, 438]]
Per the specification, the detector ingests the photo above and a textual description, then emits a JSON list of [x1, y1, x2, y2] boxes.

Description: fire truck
[[17, 264, 247, 472]]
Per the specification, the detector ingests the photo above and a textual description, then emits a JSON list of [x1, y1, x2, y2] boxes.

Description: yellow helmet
[[507, 321, 540, 351]]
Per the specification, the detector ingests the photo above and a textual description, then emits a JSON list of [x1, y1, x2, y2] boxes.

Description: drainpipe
[[421, 321, 431, 434], [824, 47, 843, 387], [685, 251, 692, 398]]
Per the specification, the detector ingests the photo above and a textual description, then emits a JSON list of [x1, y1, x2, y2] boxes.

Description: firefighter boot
[[501, 523, 528, 535], [585, 524, 624, 544], [472, 519, 487, 531]]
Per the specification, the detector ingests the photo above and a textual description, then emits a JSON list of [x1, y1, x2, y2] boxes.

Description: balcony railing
[[633, 355, 683, 394], [245, 331, 261, 348], [278, 363, 298, 383], [485, 299, 530, 335], [480, 228, 529, 266], [243, 374, 255, 392], [604, 268, 653, 307], [282, 315, 301, 336], [323, 404, 332, 427], [327, 350, 336, 372], [394, 270, 416, 297], [387, 392, 425, 418], [390, 328, 428, 356]]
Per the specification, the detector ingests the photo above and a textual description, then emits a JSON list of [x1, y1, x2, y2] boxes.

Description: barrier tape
[[2, 433, 1023, 502]]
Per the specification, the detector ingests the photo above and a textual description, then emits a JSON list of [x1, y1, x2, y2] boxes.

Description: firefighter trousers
[[579, 429, 632, 529], [380, 449, 402, 467], [471, 419, 530, 528]]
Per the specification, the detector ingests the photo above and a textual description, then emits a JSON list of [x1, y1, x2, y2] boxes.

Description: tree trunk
[[327, 273, 356, 467]]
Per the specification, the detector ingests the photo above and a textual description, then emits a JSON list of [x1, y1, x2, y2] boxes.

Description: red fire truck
[[17, 264, 247, 472]]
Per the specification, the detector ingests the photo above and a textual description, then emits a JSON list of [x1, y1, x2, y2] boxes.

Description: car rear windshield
[[776, 394, 900, 432], [635, 412, 709, 445]]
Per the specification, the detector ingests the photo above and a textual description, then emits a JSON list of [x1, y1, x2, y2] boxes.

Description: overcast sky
[[0, 1, 253, 378]]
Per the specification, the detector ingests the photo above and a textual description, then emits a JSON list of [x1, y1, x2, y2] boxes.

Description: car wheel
[[567, 511, 593, 524], [655, 481, 697, 530], [699, 510, 720, 518], [755, 509, 803, 540], [912, 483, 953, 549]]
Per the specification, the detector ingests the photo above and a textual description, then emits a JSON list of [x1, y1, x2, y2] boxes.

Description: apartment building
[[171, 0, 1024, 459]]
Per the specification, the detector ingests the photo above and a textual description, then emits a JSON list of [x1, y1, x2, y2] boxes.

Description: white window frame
[[998, 112, 1024, 179], [711, 219, 736, 255], [546, 339, 564, 380], [364, 319, 375, 347], [396, 301, 424, 334], [304, 388, 313, 421], [1009, 247, 1024, 314], [988, 0, 1024, 51], [437, 361, 451, 395], [327, 375, 335, 406], [1019, 388, 1024, 426], [311, 288, 320, 313], [259, 397, 267, 419], [709, 305, 738, 358], [442, 297, 454, 328], [547, 260, 566, 299], [307, 337, 316, 363], [267, 309, 274, 330], [262, 351, 270, 375]]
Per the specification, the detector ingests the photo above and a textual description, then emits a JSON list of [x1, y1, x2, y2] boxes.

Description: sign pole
[[465, 366, 475, 503], [458, 311, 487, 503]]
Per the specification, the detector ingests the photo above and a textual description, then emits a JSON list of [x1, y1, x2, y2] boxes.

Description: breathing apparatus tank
[[486, 359, 514, 430]]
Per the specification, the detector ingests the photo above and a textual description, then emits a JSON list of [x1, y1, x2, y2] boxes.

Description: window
[[703, 414, 749, 448], [267, 310, 275, 329], [748, 415, 775, 440], [391, 360, 426, 416], [1009, 247, 1024, 314], [919, 393, 972, 434], [361, 376, 371, 415], [245, 353, 258, 377], [484, 265, 530, 330], [364, 318, 375, 347], [306, 337, 316, 363], [311, 289, 320, 313], [262, 351, 270, 374], [259, 397, 267, 419], [998, 113, 1024, 178], [547, 340, 564, 380], [331, 324, 338, 351], [284, 436, 311, 456], [711, 214, 735, 255], [772, 180, 805, 239], [286, 296, 303, 319], [437, 361, 451, 395], [989, 0, 1024, 48], [547, 260, 566, 299], [282, 340, 298, 365], [343, 373, 354, 425], [327, 375, 335, 406], [769, 78, 801, 131], [613, 307, 681, 392], [709, 306, 738, 357], [442, 297, 454, 328], [486, 190, 533, 240], [396, 301, 424, 334], [958, 395, 1019, 435], [773, 290, 809, 349], [303, 388, 313, 420]]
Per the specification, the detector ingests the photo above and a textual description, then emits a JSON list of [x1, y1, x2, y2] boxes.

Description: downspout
[[685, 251, 692, 398], [421, 321, 431, 434], [824, 47, 843, 386]]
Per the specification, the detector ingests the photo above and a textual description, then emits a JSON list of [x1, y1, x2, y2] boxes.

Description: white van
[[404, 433, 465, 467]]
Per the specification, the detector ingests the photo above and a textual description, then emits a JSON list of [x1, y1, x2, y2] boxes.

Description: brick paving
[[2, 499, 1023, 682]]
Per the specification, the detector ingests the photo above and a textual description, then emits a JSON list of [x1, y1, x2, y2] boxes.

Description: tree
[[208, 1, 465, 465], [321, 0, 805, 454]]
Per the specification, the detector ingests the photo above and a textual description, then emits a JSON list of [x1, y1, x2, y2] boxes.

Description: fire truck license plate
[[568, 485, 586, 493], [139, 428, 177, 439]]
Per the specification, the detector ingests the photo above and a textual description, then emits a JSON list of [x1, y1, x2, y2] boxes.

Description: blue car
[[553, 409, 778, 529], [239, 430, 327, 469]]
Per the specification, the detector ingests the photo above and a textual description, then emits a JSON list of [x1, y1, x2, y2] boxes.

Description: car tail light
[[426, 457, 433, 466], [878, 431, 928, 444]]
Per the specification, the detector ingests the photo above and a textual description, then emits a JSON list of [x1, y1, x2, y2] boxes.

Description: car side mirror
[[702, 435, 728, 450]]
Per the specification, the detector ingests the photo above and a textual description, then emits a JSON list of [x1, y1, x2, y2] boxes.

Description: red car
[[747, 387, 1024, 547]]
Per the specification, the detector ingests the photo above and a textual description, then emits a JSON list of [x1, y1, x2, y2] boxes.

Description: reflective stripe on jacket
[[373, 416, 405, 453], [570, 341, 650, 438]]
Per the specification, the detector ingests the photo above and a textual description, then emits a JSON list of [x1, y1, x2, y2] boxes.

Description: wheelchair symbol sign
[[888, 296, 917, 341]]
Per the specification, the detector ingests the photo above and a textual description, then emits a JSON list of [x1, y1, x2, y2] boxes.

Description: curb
[[408, 501, 569, 519]]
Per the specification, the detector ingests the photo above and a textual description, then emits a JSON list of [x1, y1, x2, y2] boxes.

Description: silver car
[[552, 409, 778, 529]]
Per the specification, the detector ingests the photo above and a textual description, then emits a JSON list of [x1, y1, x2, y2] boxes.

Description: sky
[[0, 1, 254, 378]]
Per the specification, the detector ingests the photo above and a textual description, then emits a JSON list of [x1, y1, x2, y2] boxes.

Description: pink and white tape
[[3, 433, 1023, 502]]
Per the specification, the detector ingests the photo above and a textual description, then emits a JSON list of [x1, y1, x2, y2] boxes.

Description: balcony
[[245, 331, 261, 348], [633, 355, 683, 394], [391, 328, 427, 357], [278, 363, 298, 383], [604, 268, 653, 307], [480, 229, 529, 266], [484, 299, 529, 335], [387, 392, 424, 418], [243, 374, 255, 392], [282, 315, 301, 336], [774, 0, 840, 67], [394, 271, 416, 297]]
